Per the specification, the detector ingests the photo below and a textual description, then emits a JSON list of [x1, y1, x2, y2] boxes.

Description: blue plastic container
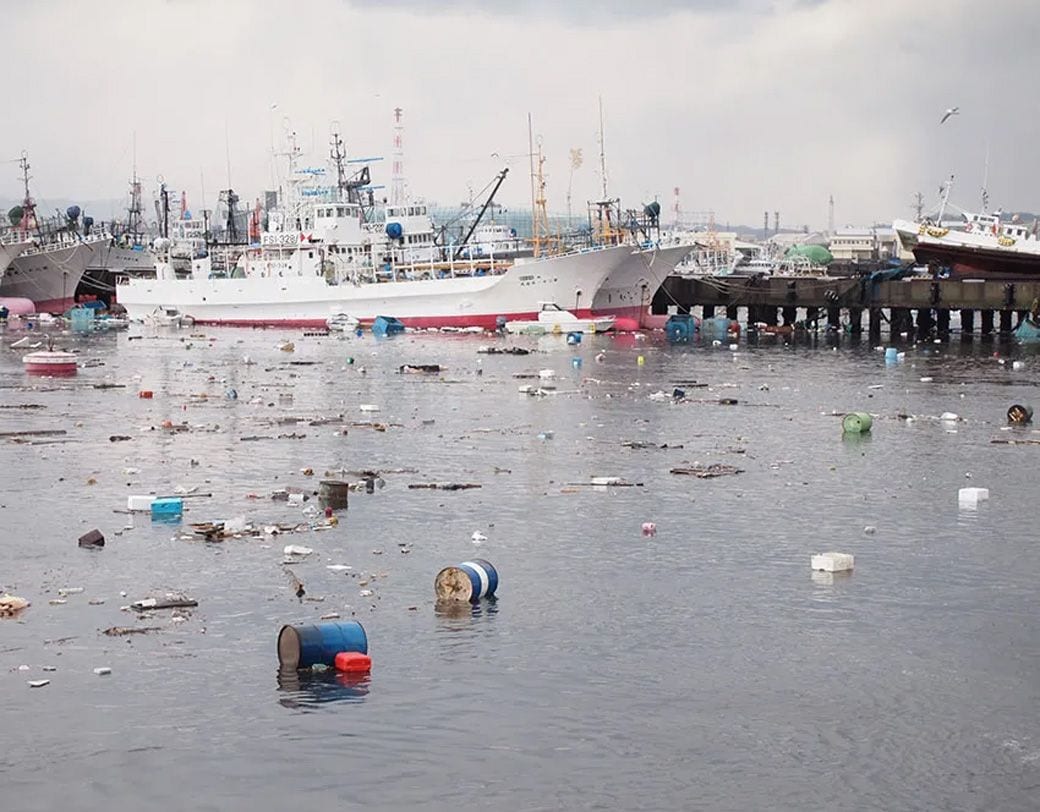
[[701, 314, 731, 337], [665, 313, 697, 343], [278, 620, 368, 670], [150, 497, 183, 519], [434, 559, 499, 603], [372, 315, 405, 336], [566, 331, 582, 345], [70, 307, 94, 334]]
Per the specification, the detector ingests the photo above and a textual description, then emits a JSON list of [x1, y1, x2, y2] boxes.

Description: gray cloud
[[0, 0, 1036, 230], [344, 0, 768, 20]]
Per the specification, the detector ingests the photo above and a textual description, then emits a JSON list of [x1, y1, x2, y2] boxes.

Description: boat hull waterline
[[118, 246, 631, 329], [591, 244, 696, 330]]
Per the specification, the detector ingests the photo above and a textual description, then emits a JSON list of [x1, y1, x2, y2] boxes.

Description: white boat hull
[[87, 242, 155, 273], [0, 239, 31, 277], [0, 240, 104, 314], [591, 243, 695, 330], [118, 245, 629, 329]]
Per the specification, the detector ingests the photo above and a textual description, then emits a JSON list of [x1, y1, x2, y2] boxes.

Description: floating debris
[[102, 626, 163, 636], [407, 482, 482, 491], [0, 594, 30, 617], [670, 464, 745, 479]]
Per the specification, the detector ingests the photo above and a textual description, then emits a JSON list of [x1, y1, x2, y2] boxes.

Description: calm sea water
[[2, 324, 1040, 811]]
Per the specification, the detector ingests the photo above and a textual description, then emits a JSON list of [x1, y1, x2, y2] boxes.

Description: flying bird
[[940, 107, 960, 124]]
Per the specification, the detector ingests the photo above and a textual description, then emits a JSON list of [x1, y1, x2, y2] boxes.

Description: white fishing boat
[[504, 302, 615, 334], [117, 134, 629, 329]]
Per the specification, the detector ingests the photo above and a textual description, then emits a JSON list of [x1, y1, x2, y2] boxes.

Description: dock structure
[[652, 275, 1040, 339]]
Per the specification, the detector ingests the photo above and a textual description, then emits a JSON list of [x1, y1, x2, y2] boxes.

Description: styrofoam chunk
[[127, 495, 155, 512], [810, 552, 855, 572], [958, 487, 990, 508]]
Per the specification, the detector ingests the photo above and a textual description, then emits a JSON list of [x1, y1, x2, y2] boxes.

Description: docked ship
[[0, 155, 109, 313], [118, 138, 630, 328]]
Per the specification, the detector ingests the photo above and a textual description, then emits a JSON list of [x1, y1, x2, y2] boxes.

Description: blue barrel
[[566, 331, 582, 345], [434, 559, 499, 603], [278, 620, 368, 670]]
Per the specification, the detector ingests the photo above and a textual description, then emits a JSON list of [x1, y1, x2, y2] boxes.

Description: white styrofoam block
[[811, 552, 855, 572], [127, 495, 155, 512], [958, 487, 990, 508]]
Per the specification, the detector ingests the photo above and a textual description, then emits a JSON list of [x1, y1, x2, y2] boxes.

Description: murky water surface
[[2, 325, 1040, 811]]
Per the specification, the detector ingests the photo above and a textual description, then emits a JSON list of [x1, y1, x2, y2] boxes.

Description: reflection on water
[[276, 667, 371, 709], [433, 597, 499, 625], [809, 569, 854, 589]]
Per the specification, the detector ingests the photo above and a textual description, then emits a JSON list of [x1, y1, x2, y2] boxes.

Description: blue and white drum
[[435, 559, 499, 603]]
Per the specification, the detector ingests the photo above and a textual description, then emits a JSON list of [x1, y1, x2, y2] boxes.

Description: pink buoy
[[641, 522, 657, 537]]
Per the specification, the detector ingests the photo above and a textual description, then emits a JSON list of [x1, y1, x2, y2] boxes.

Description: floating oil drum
[[842, 412, 873, 433], [319, 480, 350, 510], [278, 620, 368, 670], [435, 559, 498, 603], [1008, 404, 1033, 424]]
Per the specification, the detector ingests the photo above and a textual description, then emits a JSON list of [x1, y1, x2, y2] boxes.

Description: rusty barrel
[[435, 559, 498, 603], [318, 480, 350, 510], [1008, 404, 1033, 424]]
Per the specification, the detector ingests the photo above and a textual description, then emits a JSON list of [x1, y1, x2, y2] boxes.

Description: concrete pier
[[652, 276, 1034, 340]]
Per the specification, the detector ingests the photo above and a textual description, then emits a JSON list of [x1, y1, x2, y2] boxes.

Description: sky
[[1, 0, 1036, 230]]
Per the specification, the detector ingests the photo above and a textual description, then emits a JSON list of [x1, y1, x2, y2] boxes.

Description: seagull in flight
[[940, 106, 960, 124]]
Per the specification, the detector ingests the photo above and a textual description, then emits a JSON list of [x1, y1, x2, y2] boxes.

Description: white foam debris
[[810, 552, 855, 573]]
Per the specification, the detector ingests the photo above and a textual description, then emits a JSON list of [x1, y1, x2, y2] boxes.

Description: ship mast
[[528, 113, 537, 255], [125, 133, 143, 239], [592, 98, 618, 245], [530, 135, 551, 258], [598, 96, 608, 202], [330, 126, 348, 202], [981, 139, 990, 213], [936, 175, 954, 224], [390, 107, 407, 206], [17, 151, 37, 234]]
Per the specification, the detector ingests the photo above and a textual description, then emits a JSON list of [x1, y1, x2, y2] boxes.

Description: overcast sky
[[1, 0, 1035, 229]]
